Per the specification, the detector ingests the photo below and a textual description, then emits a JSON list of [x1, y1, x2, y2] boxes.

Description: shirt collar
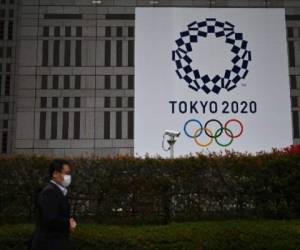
[[50, 180, 68, 196]]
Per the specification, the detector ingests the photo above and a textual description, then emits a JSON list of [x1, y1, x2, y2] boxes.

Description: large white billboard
[[135, 8, 293, 157]]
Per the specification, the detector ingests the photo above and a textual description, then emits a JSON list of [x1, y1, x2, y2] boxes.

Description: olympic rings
[[224, 119, 244, 138], [183, 118, 244, 147], [194, 127, 213, 147]]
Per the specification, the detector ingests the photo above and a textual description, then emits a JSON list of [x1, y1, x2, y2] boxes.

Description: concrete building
[[0, 0, 299, 157]]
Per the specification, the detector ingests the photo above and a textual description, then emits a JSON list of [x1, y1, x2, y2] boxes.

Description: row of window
[[104, 96, 134, 108], [42, 39, 134, 67], [0, 20, 13, 40], [0, 74, 11, 96], [0, 9, 13, 19], [1, 119, 8, 129], [0, 101, 9, 114], [105, 26, 134, 37], [43, 26, 82, 38], [0, 0, 14, 4], [1, 131, 7, 154], [43, 26, 135, 38], [39, 75, 134, 90], [291, 96, 300, 108], [105, 40, 134, 66], [39, 111, 80, 140], [41, 75, 81, 90], [293, 111, 300, 139], [42, 39, 82, 66], [40, 97, 81, 109], [0, 46, 12, 58], [39, 111, 134, 140], [104, 111, 134, 139], [0, 63, 11, 72], [39, 96, 134, 109]]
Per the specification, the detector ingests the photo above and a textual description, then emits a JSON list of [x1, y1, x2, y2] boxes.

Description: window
[[53, 40, 60, 66], [128, 111, 134, 139], [128, 75, 134, 89], [42, 40, 49, 66], [63, 97, 70, 108], [39, 112, 46, 140], [104, 75, 110, 89], [105, 40, 111, 66], [41, 75, 48, 89], [0, 21, 4, 40], [3, 102, 9, 113], [116, 75, 122, 89], [288, 27, 293, 37], [64, 75, 70, 89], [290, 76, 297, 89], [76, 26, 82, 37], [51, 112, 58, 139], [116, 111, 122, 139], [53, 75, 59, 89], [292, 111, 299, 138], [292, 96, 298, 108], [4, 75, 10, 95], [6, 47, 11, 58], [62, 112, 69, 139], [64, 40, 71, 66], [116, 26, 122, 37], [8, 21, 13, 40], [8, 9, 13, 18], [40, 97, 47, 108], [0, 47, 3, 58], [128, 97, 134, 108], [3, 119, 8, 129], [6, 63, 10, 72], [288, 41, 295, 67], [54, 26, 60, 37], [75, 75, 81, 89], [104, 111, 110, 139], [52, 97, 58, 108], [0, 10, 4, 18], [65, 26, 71, 37], [104, 97, 110, 108], [75, 40, 81, 66], [128, 40, 134, 66], [116, 97, 122, 108], [2, 131, 7, 154], [74, 97, 81, 108], [128, 26, 134, 37], [116, 40, 122, 66], [74, 112, 80, 139], [43, 27, 49, 37], [105, 27, 111, 37]]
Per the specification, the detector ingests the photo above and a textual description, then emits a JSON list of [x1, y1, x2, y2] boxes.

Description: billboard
[[135, 8, 293, 157]]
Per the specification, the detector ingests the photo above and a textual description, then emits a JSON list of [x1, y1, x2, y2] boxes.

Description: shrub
[[0, 150, 300, 225]]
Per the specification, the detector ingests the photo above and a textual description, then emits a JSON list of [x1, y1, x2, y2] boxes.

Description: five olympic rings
[[183, 119, 244, 147]]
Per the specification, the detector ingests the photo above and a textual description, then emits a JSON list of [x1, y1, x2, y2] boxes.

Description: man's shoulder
[[40, 182, 59, 196]]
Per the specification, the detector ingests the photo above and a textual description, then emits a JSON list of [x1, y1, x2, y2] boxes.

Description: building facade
[[0, 0, 299, 157]]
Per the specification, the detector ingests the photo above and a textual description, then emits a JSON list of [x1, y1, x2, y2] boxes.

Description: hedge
[[1, 220, 300, 250], [0, 149, 300, 225]]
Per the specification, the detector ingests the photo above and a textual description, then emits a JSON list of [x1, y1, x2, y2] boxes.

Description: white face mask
[[62, 175, 72, 188]]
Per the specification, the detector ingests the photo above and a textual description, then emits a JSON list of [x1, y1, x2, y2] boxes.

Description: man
[[30, 159, 77, 250]]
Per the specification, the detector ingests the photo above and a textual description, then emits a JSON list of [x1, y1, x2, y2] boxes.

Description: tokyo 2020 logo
[[172, 18, 252, 94]]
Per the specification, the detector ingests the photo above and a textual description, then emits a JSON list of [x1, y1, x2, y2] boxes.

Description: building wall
[[0, 0, 299, 156]]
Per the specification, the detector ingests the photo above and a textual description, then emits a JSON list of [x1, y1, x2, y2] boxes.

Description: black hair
[[48, 159, 70, 179]]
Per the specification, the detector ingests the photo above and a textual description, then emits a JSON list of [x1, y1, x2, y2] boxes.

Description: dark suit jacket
[[30, 182, 71, 250]]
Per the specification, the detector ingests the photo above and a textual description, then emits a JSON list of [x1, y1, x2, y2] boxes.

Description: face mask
[[62, 175, 71, 188]]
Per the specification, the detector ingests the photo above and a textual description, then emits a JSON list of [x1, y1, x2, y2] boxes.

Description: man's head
[[49, 159, 72, 187]]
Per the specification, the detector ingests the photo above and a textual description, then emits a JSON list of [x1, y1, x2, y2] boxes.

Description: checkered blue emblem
[[172, 18, 252, 94]]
